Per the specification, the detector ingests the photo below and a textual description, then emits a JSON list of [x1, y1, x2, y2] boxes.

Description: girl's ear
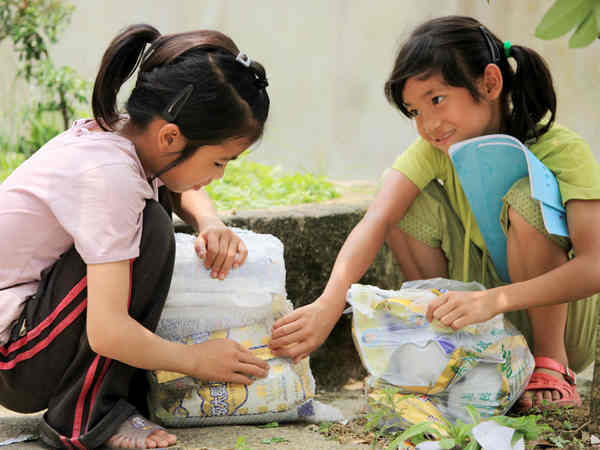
[[482, 63, 503, 101], [157, 123, 187, 153]]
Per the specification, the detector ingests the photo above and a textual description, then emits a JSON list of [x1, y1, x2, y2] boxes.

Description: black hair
[[92, 24, 270, 155], [384, 16, 556, 143]]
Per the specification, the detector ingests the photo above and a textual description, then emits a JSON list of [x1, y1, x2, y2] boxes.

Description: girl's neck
[[115, 119, 156, 179]]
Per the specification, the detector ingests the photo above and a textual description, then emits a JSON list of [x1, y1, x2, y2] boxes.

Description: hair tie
[[504, 41, 512, 58], [236, 52, 251, 67]]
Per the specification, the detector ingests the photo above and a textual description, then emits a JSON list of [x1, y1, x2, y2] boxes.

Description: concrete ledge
[[175, 198, 404, 389]]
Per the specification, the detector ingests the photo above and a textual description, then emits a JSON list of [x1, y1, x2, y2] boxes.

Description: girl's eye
[[432, 95, 445, 105], [214, 162, 225, 168]]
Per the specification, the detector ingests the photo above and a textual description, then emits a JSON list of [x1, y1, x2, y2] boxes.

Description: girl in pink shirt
[[0, 24, 270, 449]]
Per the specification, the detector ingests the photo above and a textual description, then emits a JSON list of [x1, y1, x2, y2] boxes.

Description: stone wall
[[175, 200, 404, 390]]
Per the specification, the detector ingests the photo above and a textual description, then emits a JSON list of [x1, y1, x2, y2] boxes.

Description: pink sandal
[[106, 413, 173, 449], [519, 356, 581, 411]]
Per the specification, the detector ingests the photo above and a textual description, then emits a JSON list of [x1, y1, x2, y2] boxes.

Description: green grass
[[0, 150, 26, 182], [205, 156, 340, 211]]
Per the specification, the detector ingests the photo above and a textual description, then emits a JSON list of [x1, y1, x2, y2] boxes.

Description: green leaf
[[464, 440, 481, 450], [260, 436, 289, 444], [257, 422, 279, 428], [395, 422, 443, 442], [440, 438, 456, 449], [535, 0, 594, 39], [465, 404, 481, 425], [595, 2, 600, 37], [569, 10, 598, 47]]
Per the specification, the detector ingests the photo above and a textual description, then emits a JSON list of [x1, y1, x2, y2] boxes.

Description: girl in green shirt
[[270, 15, 600, 412]]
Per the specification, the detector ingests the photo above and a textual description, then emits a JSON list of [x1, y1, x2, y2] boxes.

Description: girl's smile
[[402, 71, 502, 155]]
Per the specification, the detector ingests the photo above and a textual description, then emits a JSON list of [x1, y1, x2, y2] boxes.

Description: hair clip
[[236, 52, 252, 67], [162, 84, 194, 123], [479, 26, 500, 63]]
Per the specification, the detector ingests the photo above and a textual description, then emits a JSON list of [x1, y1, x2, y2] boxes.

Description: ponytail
[[506, 45, 556, 142], [385, 16, 557, 143], [92, 24, 160, 131]]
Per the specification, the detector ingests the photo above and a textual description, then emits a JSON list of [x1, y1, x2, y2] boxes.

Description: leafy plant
[[366, 393, 553, 450], [256, 421, 280, 428], [535, 0, 600, 48], [205, 156, 339, 211], [234, 435, 252, 450], [386, 405, 482, 450], [0, 148, 26, 182], [0, 0, 90, 155], [363, 386, 408, 448], [260, 436, 290, 444]]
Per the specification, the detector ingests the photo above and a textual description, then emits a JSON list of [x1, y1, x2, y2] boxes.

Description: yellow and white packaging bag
[[147, 231, 319, 427], [348, 279, 534, 428]]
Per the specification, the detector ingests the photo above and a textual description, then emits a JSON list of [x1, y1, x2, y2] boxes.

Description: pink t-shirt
[[0, 119, 161, 345]]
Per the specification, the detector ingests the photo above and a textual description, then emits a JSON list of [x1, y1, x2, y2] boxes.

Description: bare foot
[[105, 415, 177, 448]]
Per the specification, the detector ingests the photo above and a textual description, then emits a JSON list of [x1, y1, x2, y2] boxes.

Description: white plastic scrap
[[415, 442, 443, 450], [471, 421, 525, 450], [0, 433, 38, 447], [414, 421, 525, 450], [302, 400, 346, 424]]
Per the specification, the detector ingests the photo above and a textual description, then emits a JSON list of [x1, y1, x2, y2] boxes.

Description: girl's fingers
[[236, 362, 269, 378], [237, 349, 270, 370], [269, 328, 305, 349], [209, 236, 229, 277], [292, 352, 310, 364], [272, 310, 302, 333], [431, 296, 456, 321], [234, 240, 248, 268], [438, 308, 464, 329], [216, 239, 238, 279], [203, 234, 219, 269], [227, 374, 254, 385], [194, 235, 207, 259], [426, 294, 451, 322], [270, 318, 303, 340]]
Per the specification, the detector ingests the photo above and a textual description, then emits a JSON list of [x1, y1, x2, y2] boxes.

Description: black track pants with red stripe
[[0, 200, 175, 449]]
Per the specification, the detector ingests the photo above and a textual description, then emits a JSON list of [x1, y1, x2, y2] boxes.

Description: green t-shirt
[[392, 124, 600, 252]]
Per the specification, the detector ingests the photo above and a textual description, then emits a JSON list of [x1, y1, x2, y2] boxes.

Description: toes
[[518, 392, 533, 409], [552, 389, 561, 402], [147, 429, 176, 448]]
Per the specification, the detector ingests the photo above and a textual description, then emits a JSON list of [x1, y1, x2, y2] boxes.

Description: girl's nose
[[423, 116, 442, 134]]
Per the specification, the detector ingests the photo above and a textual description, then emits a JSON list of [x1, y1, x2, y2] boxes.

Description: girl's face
[[158, 138, 248, 193], [402, 71, 502, 155]]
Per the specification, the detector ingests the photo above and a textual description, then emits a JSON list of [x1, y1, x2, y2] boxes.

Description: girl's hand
[[426, 289, 503, 330], [269, 297, 343, 363], [189, 339, 269, 385], [194, 219, 248, 279]]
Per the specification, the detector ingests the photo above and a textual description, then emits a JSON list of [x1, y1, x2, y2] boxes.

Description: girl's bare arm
[[427, 199, 600, 328], [270, 170, 421, 361], [86, 260, 268, 384]]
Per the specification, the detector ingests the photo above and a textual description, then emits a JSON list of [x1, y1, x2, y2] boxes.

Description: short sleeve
[[391, 137, 443, 190], [533, 126, 600, 206], [50, 164, 150, 264]]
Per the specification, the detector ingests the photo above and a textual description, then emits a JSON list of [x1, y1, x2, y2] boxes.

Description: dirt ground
[[0, 388, 372, 450], [0, 365, 595, 450]]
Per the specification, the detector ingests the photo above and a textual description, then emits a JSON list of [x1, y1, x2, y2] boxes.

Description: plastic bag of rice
[[347, 278, 534, 429], [147, 231, 320, 426]]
